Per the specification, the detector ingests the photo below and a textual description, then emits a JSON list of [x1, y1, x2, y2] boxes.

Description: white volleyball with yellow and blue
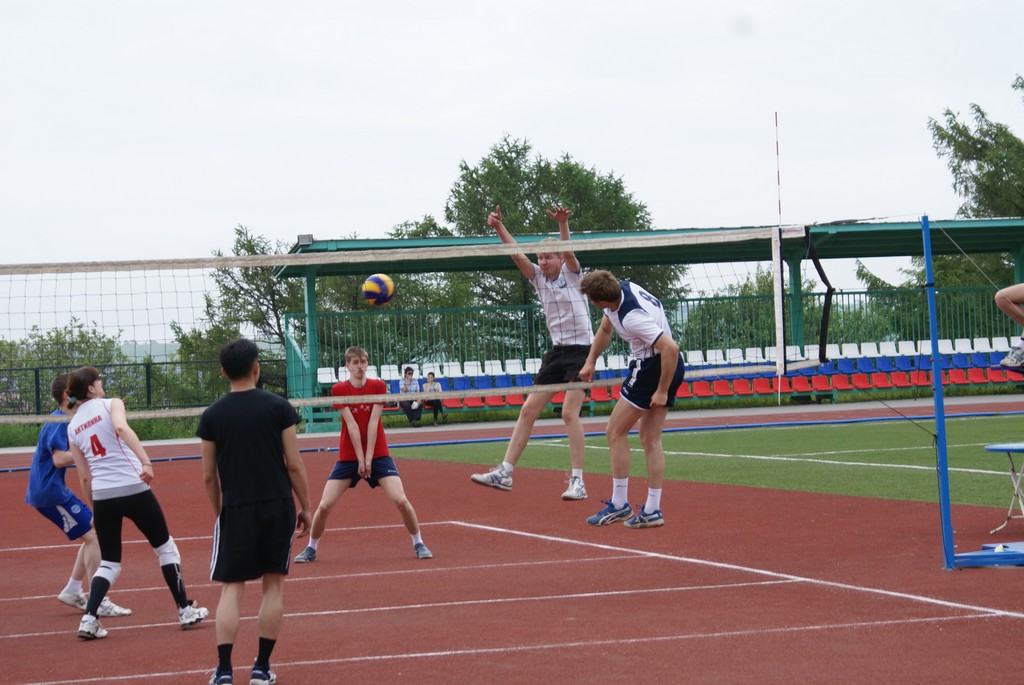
[[362, 273, 395, 306]]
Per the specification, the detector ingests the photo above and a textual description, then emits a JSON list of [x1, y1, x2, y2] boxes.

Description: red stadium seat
[[967, 367, 989, 385], [675, 382, 693, 399], [692, 380, 714, 398], [462, 395, 486, 409], [851, 373, 871, 390], [811, 375, 832, 392], [771, 377, 793, 393], [831, 374, 853, 391], [752, 377, 774, 395], [870, 372, 893, 389], [945, 369, 970, 385], [732, 378, 754, 396], [485, 394, 507, 407], [506, 394, 525, 406], [791, 376, 812, 393], [711, 379, 733, 397], [591, 386, 613, 403], [890, 371, 912, 388]]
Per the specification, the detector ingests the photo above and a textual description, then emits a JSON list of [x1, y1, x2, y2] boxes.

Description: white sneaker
[[470, 464, 512, 491], [77, 615, 108, 640], [561, 476, 588, 501], [98, 596, 133, 617], [58, 590, 87, 611], [179, 600, 209, 630], [999, 346, 1024, 369]]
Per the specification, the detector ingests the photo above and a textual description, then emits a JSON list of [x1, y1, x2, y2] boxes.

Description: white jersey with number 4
[[67, 398, 148, 500]]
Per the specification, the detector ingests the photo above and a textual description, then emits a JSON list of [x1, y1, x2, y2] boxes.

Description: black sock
[[255, 636, 276, 671], [217, 643, 233, 673], [85, 576, 111, 616], [160, 563, 189, 607]]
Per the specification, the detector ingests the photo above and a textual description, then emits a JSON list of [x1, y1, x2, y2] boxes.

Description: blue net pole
[[921, 215, 956, 569]]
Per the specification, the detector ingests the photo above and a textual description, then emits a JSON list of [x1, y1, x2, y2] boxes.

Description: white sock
[[502, 461, 515, 473], [411, 532, 423, 545], [308, 537, 320, 551], [64, 579, 83, 594], [644, 488, 663, 514], [572, 468, 583, 479], [611, 478, 629, 508]]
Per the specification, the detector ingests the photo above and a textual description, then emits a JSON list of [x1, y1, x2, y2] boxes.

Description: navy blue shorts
[[35, 493, 93, 541], [535, 345, 590, 385], [619, 353, 685, 410], [328, 456, 400, 488]]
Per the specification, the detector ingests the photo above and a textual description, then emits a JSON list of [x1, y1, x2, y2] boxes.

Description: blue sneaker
[[208, 669, 233, 685], [624, 507, 665, 529], [414, 542, 433, 559], [249, 667, 276, 685], [293, 546, 316, 563], [586, 500, 633, 526]]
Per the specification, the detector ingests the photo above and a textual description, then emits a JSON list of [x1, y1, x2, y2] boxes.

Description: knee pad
[[95, 561, 121, 586], [154, 537, 181, 566]]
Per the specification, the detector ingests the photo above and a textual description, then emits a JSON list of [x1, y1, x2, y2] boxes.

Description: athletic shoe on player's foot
[[249, 667, 277, 685], [999, 346, 1024, 369], [77, 615, 108, 640], [179, 600, 209, 630], [414, 542, 433, 559], [97, 596, 132, 617], [293, 546, 317, 563], [470, 464, 512, 491], [586, 500, 633, 526], [624, 507, 665, 529], [58, 590, 88, 611], [209, 670, 233, 685], [561, 476, 588, 501]]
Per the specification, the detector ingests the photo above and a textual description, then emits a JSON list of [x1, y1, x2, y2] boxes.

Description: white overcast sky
[[2, 0, 1022, 288]]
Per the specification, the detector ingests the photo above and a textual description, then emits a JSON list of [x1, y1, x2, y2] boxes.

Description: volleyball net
[[0, 225, 832, 425]]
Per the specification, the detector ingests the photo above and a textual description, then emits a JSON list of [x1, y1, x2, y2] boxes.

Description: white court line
[[0, 553, 640, 606], [15, 613, 1006, 684], [540, 439, 1007, 476], [454, 522, 1024, 620]]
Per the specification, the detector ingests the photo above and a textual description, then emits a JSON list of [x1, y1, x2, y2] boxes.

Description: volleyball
[[362, 273, 395, 305]]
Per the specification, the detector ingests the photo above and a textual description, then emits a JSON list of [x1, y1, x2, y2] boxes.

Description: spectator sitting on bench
[[422, 372, 447, 426], [398, 367, 422, 427]]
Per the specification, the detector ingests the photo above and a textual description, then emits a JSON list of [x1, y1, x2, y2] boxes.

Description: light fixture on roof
[[297, 234, 314, 246]]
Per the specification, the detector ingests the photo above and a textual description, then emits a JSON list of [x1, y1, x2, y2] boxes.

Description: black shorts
[[327, 456, 400, 489], [619, 352, 685, 410], [211, 498, 297, 582], [535, 345, 590, 385]]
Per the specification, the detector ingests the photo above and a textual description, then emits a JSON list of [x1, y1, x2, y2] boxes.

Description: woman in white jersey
[[66, 366, 208, 640], [471, 205, 594, 500]]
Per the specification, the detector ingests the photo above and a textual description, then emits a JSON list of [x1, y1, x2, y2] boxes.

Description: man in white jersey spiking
[[578, 270, 685, 528], [471, 205, 594, 501]]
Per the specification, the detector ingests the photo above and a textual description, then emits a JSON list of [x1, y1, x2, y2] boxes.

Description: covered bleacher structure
[[277, 217, 1024, 424]]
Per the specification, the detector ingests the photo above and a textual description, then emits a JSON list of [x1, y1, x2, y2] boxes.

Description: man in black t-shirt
[[197, 338, 312, 685]]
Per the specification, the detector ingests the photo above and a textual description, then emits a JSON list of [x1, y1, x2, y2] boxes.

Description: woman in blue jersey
[[25, 373, 131, 618], [66, 366, 208, 640]]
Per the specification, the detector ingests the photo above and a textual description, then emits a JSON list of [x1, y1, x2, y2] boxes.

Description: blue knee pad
[[154, 537, 181, 566]]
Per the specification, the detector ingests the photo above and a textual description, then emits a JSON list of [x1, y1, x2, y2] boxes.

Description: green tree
[[207, 225, 307, 349], [444, 135, 687, 307], [910, 76, 1024, 289]]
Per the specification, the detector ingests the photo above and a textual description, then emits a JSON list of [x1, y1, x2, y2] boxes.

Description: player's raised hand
[[546, 206, 571, 223], [486, 205, 503, 229]]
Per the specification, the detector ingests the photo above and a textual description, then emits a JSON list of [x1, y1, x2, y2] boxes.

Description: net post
[[922, 214, 956, 570], [771, 226, 786, 377]]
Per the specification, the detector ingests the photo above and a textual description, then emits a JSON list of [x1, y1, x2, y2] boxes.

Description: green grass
[[394, 414, 1023, 508]]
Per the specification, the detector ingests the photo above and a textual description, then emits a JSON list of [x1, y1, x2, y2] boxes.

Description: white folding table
[[984, 443, 1024, 534]]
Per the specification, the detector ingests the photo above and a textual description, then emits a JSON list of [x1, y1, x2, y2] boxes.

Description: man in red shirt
[[294, 346, 432, 562]]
